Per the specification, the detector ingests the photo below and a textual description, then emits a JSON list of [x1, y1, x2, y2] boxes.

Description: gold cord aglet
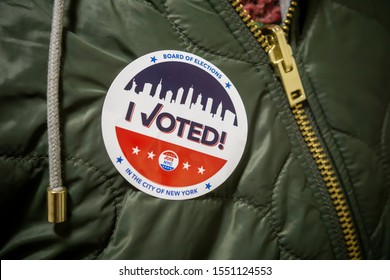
[[47, 187, 67, 223]]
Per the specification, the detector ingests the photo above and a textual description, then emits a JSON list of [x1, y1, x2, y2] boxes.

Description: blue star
[[225, 82, 231, 89], [205, 182, 212, 190], [150, 56, 157, 63], [116, 156, 123, 164]]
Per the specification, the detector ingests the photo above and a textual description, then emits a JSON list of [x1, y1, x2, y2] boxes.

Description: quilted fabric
[[0, 0, 388, 259]]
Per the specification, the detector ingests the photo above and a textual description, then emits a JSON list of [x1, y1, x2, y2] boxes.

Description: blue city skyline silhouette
[[124, 61, 236, 117]]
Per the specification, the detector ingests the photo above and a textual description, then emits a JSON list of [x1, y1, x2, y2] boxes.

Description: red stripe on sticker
[[116, 126, 227, 187]]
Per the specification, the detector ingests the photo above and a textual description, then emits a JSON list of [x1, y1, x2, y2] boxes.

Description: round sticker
[[102, 50, 248, 200], [159, 150, 179, 171]]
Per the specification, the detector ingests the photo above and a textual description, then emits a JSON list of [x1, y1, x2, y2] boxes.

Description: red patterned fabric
[[241, 0, 281, 24]]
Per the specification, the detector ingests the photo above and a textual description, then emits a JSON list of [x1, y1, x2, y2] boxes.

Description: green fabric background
[[0, 0, 389, 259]]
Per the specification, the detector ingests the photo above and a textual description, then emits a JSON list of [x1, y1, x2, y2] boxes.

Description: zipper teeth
[[229, 0, 362, 259], [230, 0, 267, 48], [281, 1, 298, 34], [292, 104, 361, 259], [230, 0, 298, 41]]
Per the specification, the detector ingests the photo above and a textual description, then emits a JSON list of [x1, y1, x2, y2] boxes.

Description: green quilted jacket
[[0, 0, 389, 259]]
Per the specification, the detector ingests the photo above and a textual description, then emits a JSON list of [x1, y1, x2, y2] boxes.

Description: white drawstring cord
[[47, 0, 67, 223]]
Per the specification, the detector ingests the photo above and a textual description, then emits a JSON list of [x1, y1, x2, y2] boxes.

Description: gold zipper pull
[[262, 25, 306, 107]]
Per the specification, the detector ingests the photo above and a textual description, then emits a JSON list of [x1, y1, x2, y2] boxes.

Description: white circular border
[[102, 50, 248, 200]]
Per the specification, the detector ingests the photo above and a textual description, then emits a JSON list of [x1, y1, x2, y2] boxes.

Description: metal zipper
[[229, 0, 362, 259]]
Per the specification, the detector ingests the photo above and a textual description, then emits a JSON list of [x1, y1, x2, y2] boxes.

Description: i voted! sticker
[[101, 50, 248, 200]]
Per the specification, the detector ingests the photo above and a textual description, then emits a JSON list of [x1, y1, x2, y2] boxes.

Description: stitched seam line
[[204, 193, 269, 217], [269, 152, 301, 259], [64, 156, 123, 259], [161, 0, 253, 62], [330, 101, 390, 241], [0, 153, 123, 260], [211, 0, 270, 66], [326, 129, 371, 240], [379, 102, 390, 217]]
